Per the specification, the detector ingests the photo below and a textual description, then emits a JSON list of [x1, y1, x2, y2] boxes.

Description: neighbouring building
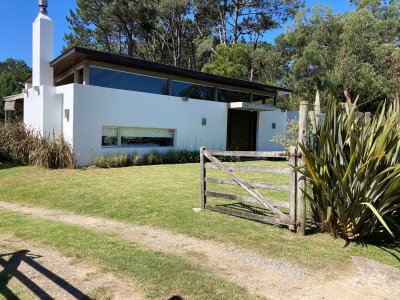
[[16, 1, 295, 166], [3, 93, 24, 124]]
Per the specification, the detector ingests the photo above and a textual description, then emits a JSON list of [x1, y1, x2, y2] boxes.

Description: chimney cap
[[39, 0, 48, 15]]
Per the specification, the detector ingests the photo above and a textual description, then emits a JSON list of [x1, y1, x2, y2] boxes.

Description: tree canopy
[[64, 0, 303, 70], [0, 59, 31, 121], [279, 0, 400, 110], [53, 0, 400, 111]]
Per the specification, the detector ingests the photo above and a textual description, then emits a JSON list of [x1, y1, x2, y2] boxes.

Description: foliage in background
[[63, 1, 399, 110], [64, 0, 302, 84], [0, 59, 31, 121], [300, 97, 400, 240], [279, 1, 400, 111], [202, 43, 251, 80], [0, 122, 75, 169]]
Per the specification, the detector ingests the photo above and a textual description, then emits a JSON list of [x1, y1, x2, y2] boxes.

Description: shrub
[[177, 149, 200, 163], [0, 122, 75, 169], [92, 154, 130, 168], [162, 150, 180, 164], [300, 98, 400, 240], [132, 151, 142, 166], [143, 151, 163, 165], [91, 149, 239, 168]]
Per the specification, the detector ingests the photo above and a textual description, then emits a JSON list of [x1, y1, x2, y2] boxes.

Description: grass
[[0, 161, 399, 269], [0, 209, 251, 300]]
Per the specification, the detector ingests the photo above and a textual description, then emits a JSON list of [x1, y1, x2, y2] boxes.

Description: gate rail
[[200, 147, 305, 233]]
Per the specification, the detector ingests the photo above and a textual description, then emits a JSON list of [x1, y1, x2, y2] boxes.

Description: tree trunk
[[343, 87, 352, 105], [233, 2, 239, 44]]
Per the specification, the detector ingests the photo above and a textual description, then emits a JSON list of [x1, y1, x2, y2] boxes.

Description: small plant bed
[[92, 149, 241, 168]]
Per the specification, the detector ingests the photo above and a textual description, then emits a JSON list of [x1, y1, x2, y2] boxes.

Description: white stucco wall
[[24, 85, 62, 136], [69, 84, 228, 166], [257, 110, 288, 151], [56, 84, 75, 146], [24, 83, 295, 166]]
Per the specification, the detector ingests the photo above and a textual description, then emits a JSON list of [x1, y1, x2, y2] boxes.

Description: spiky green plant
[[300, 97, 400, 240]]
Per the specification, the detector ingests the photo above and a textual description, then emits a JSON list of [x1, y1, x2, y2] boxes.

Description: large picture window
[[252, 94, 275, 106], [217, 89, 251, 103], [102, 126, 174, 147], [89, 67, 169, 95], [172, 80, 215, 101]]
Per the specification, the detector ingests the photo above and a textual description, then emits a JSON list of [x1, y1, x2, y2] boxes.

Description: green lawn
[[0, 209, 250, 300], [0, 161, 399, 270]]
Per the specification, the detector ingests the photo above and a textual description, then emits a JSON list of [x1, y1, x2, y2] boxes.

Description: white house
[[22, 1, 293, 166]]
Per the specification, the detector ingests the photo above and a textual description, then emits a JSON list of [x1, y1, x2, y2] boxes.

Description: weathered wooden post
[[200, 146, 206, 209], [289, 146, 297, 231], [297, 101, 309, 235]]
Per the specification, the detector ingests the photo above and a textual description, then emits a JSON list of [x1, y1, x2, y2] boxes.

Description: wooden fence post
[[297, 101, 309, 235], [200, 146, 206, 209], [289, 146, 297, 231]]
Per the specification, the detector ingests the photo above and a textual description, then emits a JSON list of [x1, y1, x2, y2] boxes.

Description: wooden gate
[[200, 147, 304, 232]]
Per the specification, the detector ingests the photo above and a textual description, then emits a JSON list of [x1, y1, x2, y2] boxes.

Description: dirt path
[[0, 200, 399, 300], [0, 234, 143, 300]]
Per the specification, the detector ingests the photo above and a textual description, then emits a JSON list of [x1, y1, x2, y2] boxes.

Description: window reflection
[[172, 81, 215, 101], [217, 89, 251, 103], [89, 67, 168, 95], [252, 94, 275, 106]]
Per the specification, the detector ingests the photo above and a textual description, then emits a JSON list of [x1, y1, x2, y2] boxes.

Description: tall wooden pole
[[289, 146, 297, 232], [200, 146, 206, 209], [297, 101, 309, 235]]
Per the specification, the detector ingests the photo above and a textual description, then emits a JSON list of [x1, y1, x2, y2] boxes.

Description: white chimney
[[32, 0, 54, 86]]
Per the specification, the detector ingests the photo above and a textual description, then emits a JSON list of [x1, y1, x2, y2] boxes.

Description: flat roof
[[50, 47, 293, 95], [3, 93, 24, 102]]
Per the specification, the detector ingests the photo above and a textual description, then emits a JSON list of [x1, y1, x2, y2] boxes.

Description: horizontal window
[[252, 94, 275, 106], [218, 89, 251, 103], [89, 67, 168, 95], [102, 127, 118, 146], [102, 126, 174, 147], [172, 81, 215, 101]]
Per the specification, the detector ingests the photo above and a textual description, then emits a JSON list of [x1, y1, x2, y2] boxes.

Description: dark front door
[[227, 110, 257, 151]]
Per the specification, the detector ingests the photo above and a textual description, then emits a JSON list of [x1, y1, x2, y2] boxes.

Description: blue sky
[[0, 0, 354, 66]]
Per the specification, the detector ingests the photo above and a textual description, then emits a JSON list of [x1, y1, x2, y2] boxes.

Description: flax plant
[[300, 97, 400, 240]]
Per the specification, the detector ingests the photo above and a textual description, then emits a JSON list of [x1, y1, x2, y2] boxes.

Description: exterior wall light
[[182, 96, 189, 102], [64, 109, 70, 122], [202, 118, 207, 126], [272, 122, 276, 129], [33, 86, 40, 95]]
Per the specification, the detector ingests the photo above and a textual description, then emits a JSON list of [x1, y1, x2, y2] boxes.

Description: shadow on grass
[[358, 231, 400, 263], [305, 216, 400, 263], [0, 250, 91, 299], [0, 160, 23, 171]]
